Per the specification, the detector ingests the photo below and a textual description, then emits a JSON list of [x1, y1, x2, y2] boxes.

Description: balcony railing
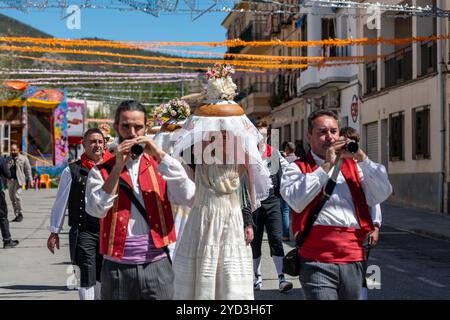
[[321, 45, 350, 58], [239, 21, 270, 42], [227, 46, 245, 54], [384, 45, 412, 89], [236, 82, 271, 103], [249, 82, 271, 94], [269, 72, 299, 108]]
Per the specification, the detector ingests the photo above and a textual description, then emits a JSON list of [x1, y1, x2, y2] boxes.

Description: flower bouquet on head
[[206, 64, 237, 101], [152, 103, 168, 126], [155, 99, 191, 132]]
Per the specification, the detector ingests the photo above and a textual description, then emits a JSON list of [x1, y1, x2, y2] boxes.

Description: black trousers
[[251, 192, 285, 258], [0, 190, 11, 241], [69, 227, 103, 288]]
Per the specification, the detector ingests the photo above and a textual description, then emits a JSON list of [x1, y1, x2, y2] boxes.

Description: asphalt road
[[1, 189, 449, 300]]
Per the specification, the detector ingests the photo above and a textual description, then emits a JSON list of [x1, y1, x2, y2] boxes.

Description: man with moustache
[[47, 128, 112, 300], [280, 110, 392, 300], [86, 100, 195, 300]]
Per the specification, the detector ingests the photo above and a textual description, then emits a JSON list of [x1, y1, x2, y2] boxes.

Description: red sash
[[292, 153, 374, 263]]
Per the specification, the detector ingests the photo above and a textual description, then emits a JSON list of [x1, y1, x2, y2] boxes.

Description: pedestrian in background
[[6, 144, 33, 222], [280, 142, 298, 241], [339, 126, 382, 300], [251, 122, 293, 293], [0, 154, 19, 248]]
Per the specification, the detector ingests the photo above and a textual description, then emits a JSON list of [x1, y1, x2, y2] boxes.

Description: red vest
[[292, 153, 374, 263], [98, 154, 176, 259]]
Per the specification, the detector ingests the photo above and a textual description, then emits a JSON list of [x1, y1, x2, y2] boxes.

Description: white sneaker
[[254, 279, 262, 290]]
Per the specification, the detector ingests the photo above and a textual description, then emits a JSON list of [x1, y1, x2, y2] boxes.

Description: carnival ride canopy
[[0, 80, 64, 108]]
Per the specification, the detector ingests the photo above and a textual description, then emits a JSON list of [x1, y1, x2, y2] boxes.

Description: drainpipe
[[437, 0, 446, 213]]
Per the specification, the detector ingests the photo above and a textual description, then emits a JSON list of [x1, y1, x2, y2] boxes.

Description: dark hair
[[307, 110, 338, 133], [340, 126, 360, 143], [83, 128, 105, 142], [285, 141, 295, 154], [114, 100, 147, 127], [255, 121, 268, 129]]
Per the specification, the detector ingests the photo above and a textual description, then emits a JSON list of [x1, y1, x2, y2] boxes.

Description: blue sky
[[1, 7, 228, 52]]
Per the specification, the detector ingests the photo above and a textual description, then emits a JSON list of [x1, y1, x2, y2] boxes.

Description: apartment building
[[222, 0, 450, 212], [358, 0, 447, 211]]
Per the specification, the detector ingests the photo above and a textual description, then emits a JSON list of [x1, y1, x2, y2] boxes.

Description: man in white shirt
[[280, 110, 392, 300], [85, 100, 195, 300], [47, 128, 111, 300]]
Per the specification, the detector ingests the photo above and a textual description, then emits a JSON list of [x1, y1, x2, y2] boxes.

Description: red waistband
[[299, 225, 367, 264]]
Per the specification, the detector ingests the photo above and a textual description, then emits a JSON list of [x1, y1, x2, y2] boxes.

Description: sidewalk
[[0, 189, 77, 300], [382, 202, 450, 242]]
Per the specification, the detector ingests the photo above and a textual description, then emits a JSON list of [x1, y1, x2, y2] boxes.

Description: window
[[365, 63, 377, 94], [389, 112, 404, 161], [364, 122, 378, 162], [341, 116, 348, 128], [321, 18, 336, 39], [412, 106, 430, 159], [385, 46, 413, 88], [294, 121, 298, 141], [421, 41, 437, 76], [284, 124, 291, 142], [321, 18, 337, 57]]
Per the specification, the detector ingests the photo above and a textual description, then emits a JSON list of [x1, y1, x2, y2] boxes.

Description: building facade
[[358, 0, 446, 212], [223, 0, 450, 212]]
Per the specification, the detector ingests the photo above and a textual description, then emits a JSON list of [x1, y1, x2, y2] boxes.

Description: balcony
[[239, 82, 272, 119], [237, 21, 271, 55], [240, 21, 270, 42], [384, 45, 412, 89], [298, 46, 357, 96], [227, 45, 245, 54], [270, 72, 299, 108], [271, 15, 282, 35]]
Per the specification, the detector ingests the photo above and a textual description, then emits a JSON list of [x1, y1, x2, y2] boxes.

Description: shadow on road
[[255, 288, 303, 300]]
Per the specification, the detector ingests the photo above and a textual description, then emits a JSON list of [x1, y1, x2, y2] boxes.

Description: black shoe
[[3, 239, 19, 249], [12, 214, 23, 222]]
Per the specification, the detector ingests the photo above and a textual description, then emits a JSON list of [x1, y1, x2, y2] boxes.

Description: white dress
[[154, 130, 193, 259], [173, 164, 254, 300]]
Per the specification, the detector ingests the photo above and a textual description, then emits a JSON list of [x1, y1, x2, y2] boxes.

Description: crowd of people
[[1, 64, 391, 301], [0, 98, 392, 301], [40, 97, 392, 301]]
